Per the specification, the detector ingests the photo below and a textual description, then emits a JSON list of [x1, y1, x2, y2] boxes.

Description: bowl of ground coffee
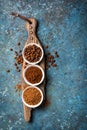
[[23, 65, 44, 86], [22, 86, 43, 108], [22, 43, 44, 65]]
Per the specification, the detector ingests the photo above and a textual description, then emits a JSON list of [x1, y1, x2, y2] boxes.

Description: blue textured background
[[0, 0, 87, 130]]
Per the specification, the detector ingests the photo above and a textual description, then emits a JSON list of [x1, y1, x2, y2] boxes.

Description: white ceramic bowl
[[23, 64, 45, 86], [22, 86, 43, 108], [22, 43, 44, 65]]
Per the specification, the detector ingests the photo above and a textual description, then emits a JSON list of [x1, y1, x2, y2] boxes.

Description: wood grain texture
[[22, 18, 45, 122]]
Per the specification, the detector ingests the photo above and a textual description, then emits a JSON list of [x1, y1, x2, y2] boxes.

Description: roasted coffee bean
[[14, 63, 17, 66], [52, 64, 57, 67], [24, 45, 42, 63], [17, 42, 20, 46], [54, 51, 59, 58], [45, 45, 48, 48], [7, 70, 10, 73], [10, 48, 13, 51], [19, 50, 22, 53]]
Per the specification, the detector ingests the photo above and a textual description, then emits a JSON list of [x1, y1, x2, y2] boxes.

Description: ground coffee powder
[[25, 66, 42, 84], [23, 88, 41, 105]]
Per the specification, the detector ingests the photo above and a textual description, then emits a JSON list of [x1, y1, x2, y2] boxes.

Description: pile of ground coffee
[[23, 88, 41, 105], [24, 45, 42, 62], [25, 66, 42, 84]]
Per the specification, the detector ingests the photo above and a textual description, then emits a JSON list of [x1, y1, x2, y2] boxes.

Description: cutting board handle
[[25, 18, 38, 43]]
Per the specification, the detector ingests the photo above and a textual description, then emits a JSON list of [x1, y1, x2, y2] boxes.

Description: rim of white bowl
[[23, 64, 45, 86], [22, 86, 43, 108], [22, 43, 44, 65]]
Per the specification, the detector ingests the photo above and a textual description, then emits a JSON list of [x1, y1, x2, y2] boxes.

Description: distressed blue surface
[[0, 0, 87, 130]]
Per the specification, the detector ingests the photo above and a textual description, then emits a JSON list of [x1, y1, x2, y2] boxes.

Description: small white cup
[[22, 43, 44, 65], [23, 64, 45, 86], [22, 86, 43, 108]]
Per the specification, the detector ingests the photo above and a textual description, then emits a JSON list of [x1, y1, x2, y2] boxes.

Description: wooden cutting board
[[22, 18, 45, 122]]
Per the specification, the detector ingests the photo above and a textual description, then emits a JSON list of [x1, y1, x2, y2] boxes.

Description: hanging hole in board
[[30, 26, 33, 29], [29, 20, 32, 24]]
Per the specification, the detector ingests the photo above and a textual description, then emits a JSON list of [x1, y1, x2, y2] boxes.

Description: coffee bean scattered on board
[[17, 42, 20, 46], [47, 52, 50, 55], [54, 51, 59, 58], [14, 63, 17, 66], [45, 45, 48, 48], [52, 64, 57, 67], [16, 66, 19, 70], [10, 48, 13, 51], [19, 50, 22, 53], [17, 69, 21, 72], [7, 70, 10, 73], [15, 51, 18, 56], [45, 48, 59, 70]]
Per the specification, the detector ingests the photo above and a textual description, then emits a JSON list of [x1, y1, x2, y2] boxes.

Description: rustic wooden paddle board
[[22, 18, 45, 122]]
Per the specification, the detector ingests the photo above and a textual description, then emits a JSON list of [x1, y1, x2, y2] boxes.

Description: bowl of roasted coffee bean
[[23, 65, 45, 86], [22, 43, 44, 65]]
